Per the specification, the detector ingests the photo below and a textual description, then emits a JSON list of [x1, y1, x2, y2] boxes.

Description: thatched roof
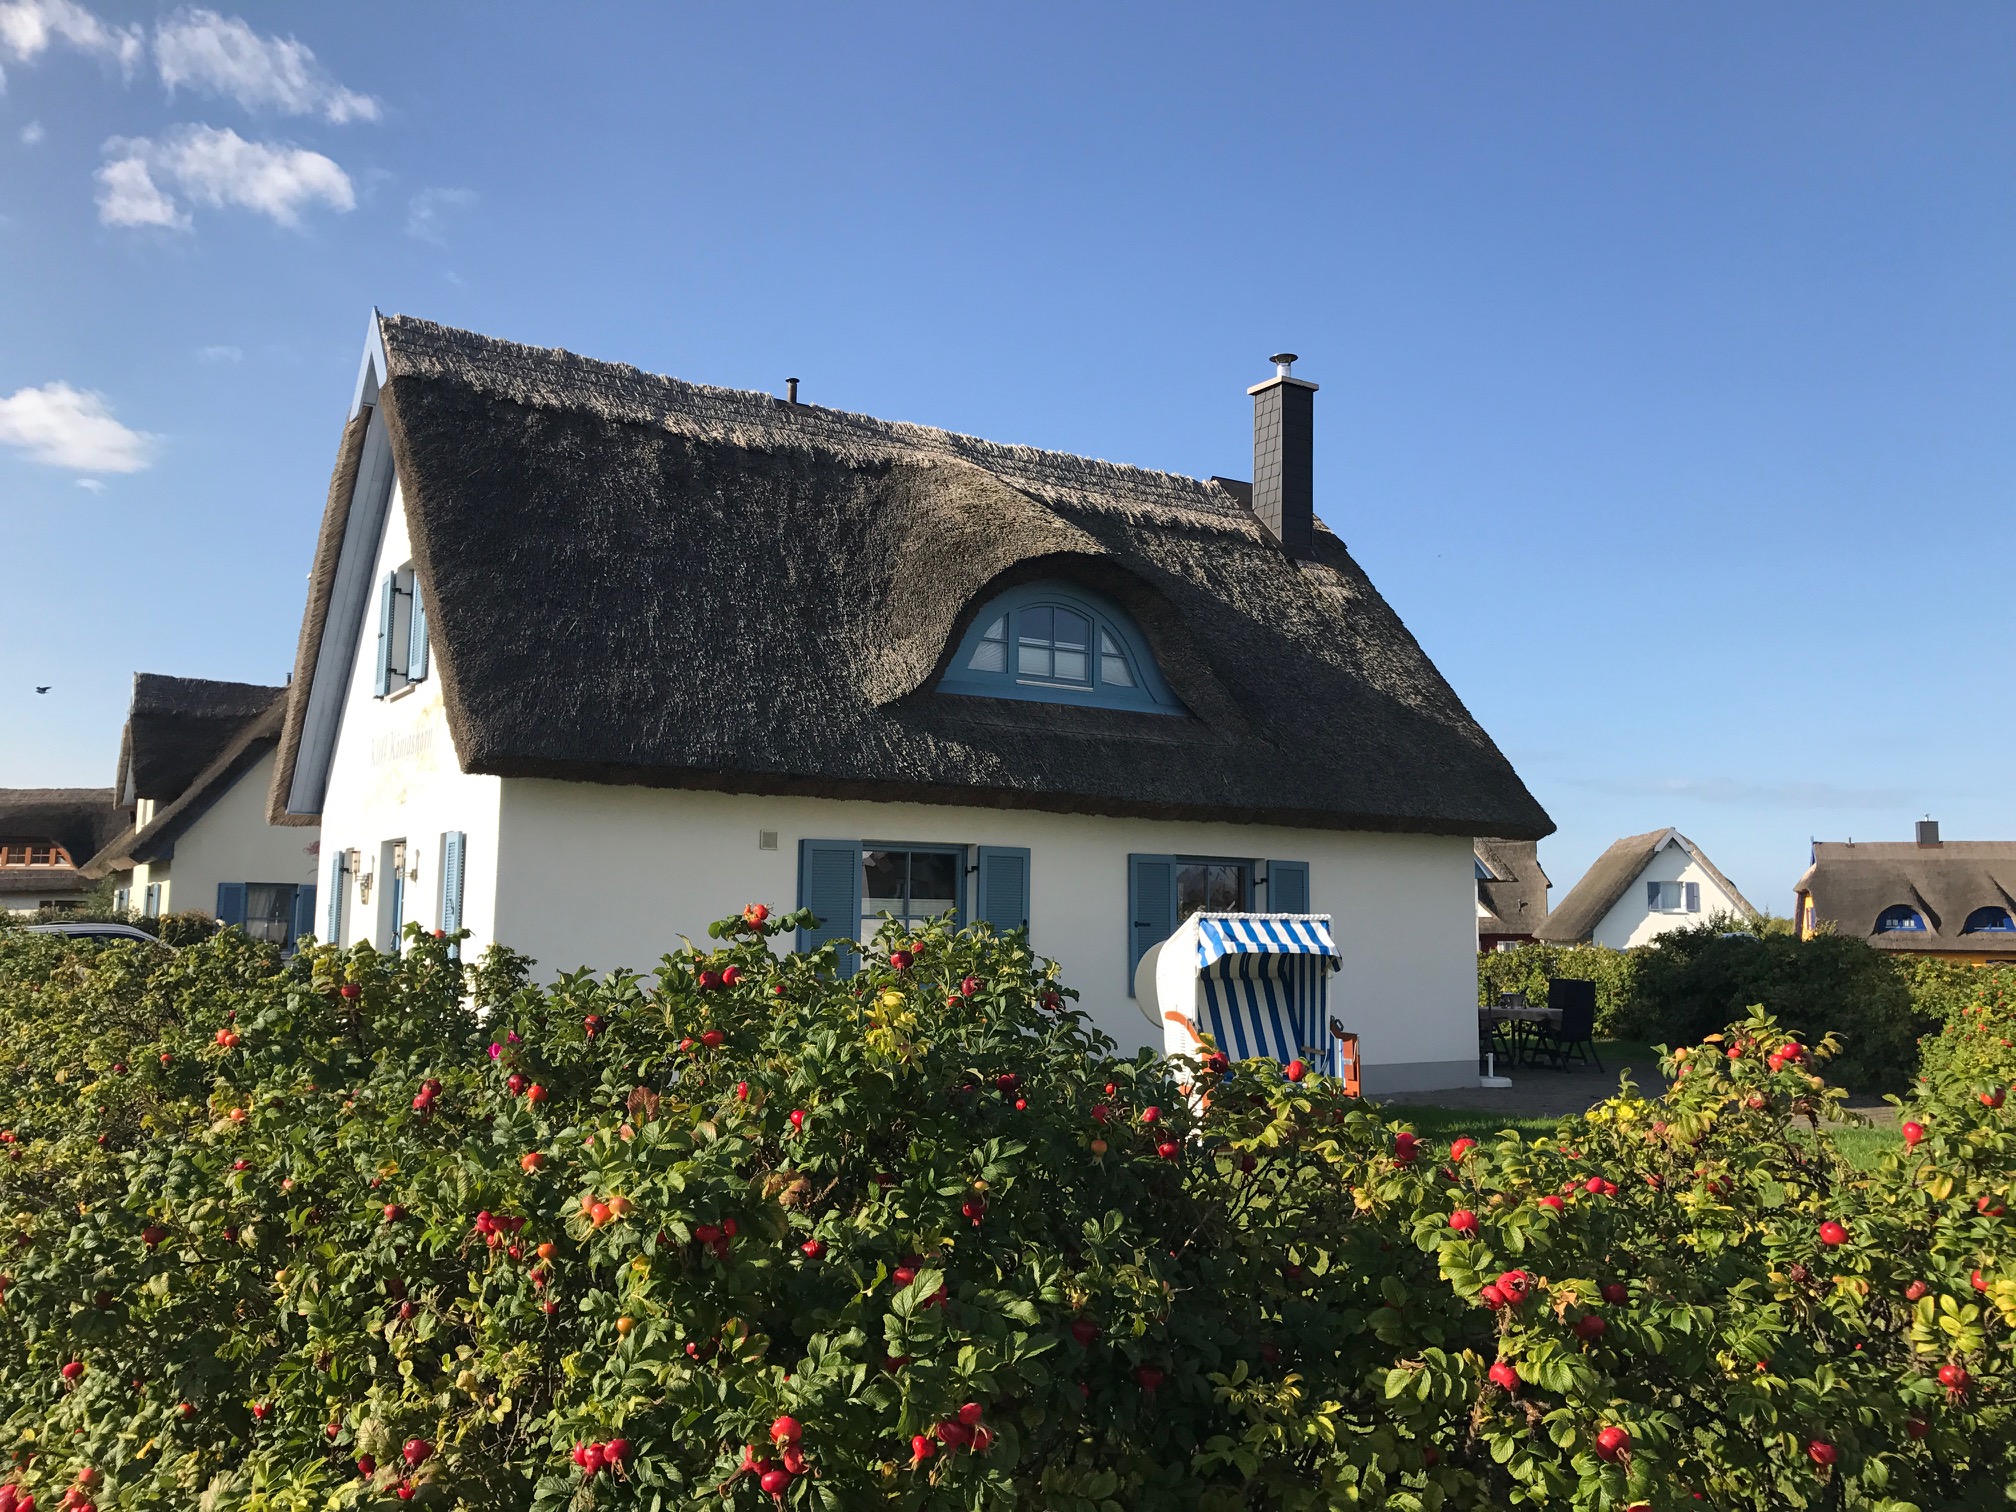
[[273, 316, 1552, 839], [118, 674, 284, 804], [87, 691, 286, 877], [1795, 841, 2016, 955], [1537, 828, 1756, 943], [0, 788, 123, 872], [1476, 838, 1550, 939]]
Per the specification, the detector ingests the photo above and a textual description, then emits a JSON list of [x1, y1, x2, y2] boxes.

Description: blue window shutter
[[408, 576, 430, 681], [975, 846, 1032, 938], [1269, 860, 1310, 915], [325, 854, 345, 943], [1686, 881, 1701, 913], [797, 840, 862, 972], [290, 884, 316, 946], [374, 572, 396, 697], [1128, 854, 1178, 993], [440, 830, 466, 936], [216, 882, 247, 927]]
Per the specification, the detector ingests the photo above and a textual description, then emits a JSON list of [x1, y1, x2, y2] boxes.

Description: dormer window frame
[[938, 580, 1184, 715]]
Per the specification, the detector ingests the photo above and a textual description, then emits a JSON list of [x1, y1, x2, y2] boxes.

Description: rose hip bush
[[0, 915, 2013, 1510]]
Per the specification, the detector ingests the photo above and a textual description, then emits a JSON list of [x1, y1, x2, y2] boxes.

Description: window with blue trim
[[1875, 905, 1928, 933], [939, 580, 1184, 714], [1964, 906, 2016, 934]]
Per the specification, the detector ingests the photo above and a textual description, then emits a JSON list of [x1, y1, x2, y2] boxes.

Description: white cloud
[[95, 150, 187, 228], [195, 343, 242, 363], [0, 0, 141, 74], [20, 120, 43, 144], [98, 125, 353, 230], [406, 186, 475, 245], [0, 381, 156, 472], [154, 7, 377, 123], [75, 476, 104, 492]]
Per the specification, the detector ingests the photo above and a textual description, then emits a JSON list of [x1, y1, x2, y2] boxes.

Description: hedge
[[0, 914, 2013, 1509]]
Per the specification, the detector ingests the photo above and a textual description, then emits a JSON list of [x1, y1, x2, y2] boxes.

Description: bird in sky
[[35, 686, 50, 694]]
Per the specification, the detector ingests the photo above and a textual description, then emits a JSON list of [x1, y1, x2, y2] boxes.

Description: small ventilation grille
[[759, 830, 779, 851]]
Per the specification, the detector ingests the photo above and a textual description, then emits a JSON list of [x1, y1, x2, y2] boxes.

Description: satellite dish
[[1133, 940, 1163, 1026]]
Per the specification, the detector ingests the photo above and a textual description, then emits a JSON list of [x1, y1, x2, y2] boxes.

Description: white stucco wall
[[1590, 838, 1747, 949], [490, 779, 1479, 1092], [164, 748, 321, 916], [313, 482, 503, 950]]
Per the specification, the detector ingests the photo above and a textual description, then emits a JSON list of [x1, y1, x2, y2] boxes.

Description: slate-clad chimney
[[1248, 353, 1318, 557], [1917, 818, 1941, 847]]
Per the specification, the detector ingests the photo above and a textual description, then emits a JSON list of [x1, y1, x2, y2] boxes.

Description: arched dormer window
[[1964, 906, 2016, 934], [939, 580, 1184, 714], [1875, 905, 1928, 934]]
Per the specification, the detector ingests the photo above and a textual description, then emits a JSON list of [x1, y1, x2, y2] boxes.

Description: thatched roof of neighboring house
[[273, 316, 1552, 840], [1795, 841, 2016, 955], [88, 689, 287, 877], [1476, 838, 1550, 940], [1537, 828, 1755, 943], [0, 789, 124, 896], [118, 674, 284, 805]]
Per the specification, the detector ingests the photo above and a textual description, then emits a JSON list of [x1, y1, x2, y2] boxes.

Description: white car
[[19, 921, 169, 946]]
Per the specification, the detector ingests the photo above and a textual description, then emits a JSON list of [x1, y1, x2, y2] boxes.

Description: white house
[[86, 674, 322, 944], [1536, 828, 1755, 950], [266, 316, 1551, 1092]]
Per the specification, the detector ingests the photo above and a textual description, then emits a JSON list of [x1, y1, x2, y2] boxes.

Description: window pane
[[1099, 630, 1135, 686], [245, 885, 292, 946], [1177, 864, 1209, 919], [909, 852, 958, 920], [1207, 864, 1245, 912], [1053, 609, 1089, 649], [1020, 606, 1053, 643], [863, 850, 906, 919], [968, 616, 1008, 673], [1053, 648, 1087, 682]]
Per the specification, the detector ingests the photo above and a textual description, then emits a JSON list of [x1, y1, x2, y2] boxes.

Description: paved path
[[1380, 1055, 1665, 1118]]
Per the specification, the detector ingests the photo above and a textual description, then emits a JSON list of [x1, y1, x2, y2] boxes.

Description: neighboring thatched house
[[1475, 839, 1550, 951], [268, 316, 1550, 1090], [1794, 821, 2016, 965], [84, 674, 321, 942], [0, 788, 124, 913], [1538, 828, 1755, 949]]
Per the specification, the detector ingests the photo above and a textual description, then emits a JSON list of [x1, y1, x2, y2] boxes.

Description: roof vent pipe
[[1248, 352, 1318, 558], [1917, 818, 1941, 847], [786, 377, 799, 405]]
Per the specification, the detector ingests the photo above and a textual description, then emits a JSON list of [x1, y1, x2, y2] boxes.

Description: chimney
[[785, 377, 800, 405], [1916, 818, 1941, 847], [1248, 353, 1318, 557]]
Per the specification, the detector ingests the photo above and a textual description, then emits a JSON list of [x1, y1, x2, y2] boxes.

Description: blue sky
[[3, 3, 2012, 911]]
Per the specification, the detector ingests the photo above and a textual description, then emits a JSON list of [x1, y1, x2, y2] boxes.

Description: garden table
[[1478, 1005, 1562, 1070]]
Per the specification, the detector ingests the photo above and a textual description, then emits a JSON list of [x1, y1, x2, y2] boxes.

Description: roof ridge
[[376, 314, 1252, 523]]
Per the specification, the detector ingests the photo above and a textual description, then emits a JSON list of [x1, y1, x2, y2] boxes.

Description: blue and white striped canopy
[[1195, 913, 1339, 969], [1188, 914, 1344, 1077]]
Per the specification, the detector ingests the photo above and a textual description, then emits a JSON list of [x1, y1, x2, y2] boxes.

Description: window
[[864, 847, 962, 935], [1475, 856, 1500, 881], [1875, 905, 1928, 933], [0, 841, 71, 868], [1964, 906, 2016, 934], [1127, 854, 1309, 991], [1647, 880, 1700, 913], [374, 563, 430, 698], [940, 580, 1183, 714], [216, 883, 318, 951], [798, 840, 1031, 967]]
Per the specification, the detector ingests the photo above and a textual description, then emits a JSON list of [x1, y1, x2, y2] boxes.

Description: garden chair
[[1532, 979, 1602, 1072]]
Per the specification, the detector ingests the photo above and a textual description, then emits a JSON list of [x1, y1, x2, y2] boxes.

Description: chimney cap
[[1269, 353, 1298, 375]]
